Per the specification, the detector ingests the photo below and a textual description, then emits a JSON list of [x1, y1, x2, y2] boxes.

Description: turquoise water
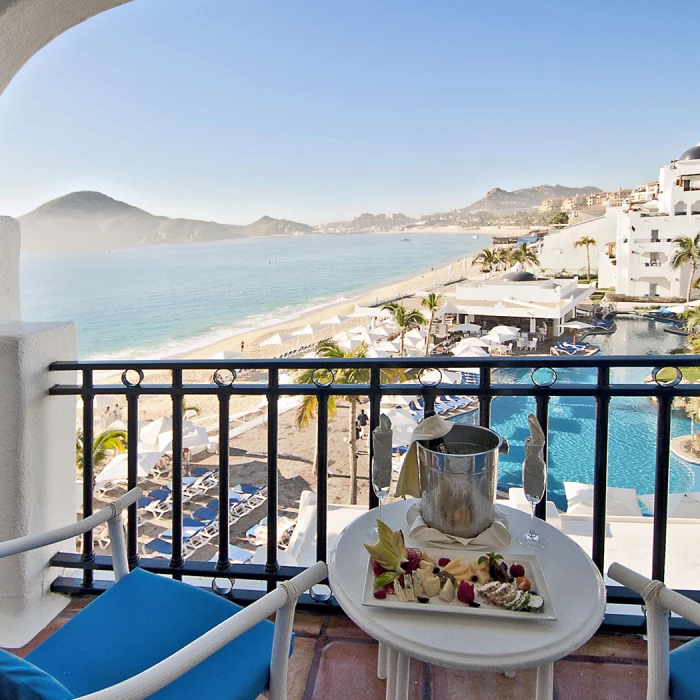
[[20, 233, 487, 359], [453, 316, 699, 507]]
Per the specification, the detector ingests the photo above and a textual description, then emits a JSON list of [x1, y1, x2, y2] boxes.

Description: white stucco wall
[[0, 0, 132, 97], [538, 208, 618, 275], [0, 217, 20, 323]]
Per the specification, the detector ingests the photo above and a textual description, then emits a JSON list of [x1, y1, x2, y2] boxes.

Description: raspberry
[[373, 590, 387, 599], [457, 580, 475, 604], [438, 557, 451, 567]]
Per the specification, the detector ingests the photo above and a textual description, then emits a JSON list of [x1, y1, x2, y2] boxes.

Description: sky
[[1, 0, 699, 225]]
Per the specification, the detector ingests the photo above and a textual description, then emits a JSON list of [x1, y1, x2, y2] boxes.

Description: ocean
[[20, 232, 490, 359]]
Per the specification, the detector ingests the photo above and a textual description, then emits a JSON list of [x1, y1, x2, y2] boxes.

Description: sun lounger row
[[551, 340, 589, 356]]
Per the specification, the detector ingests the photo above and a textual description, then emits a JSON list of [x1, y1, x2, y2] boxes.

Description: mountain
[[460, 184, 602, 213], [19, 191, 312, 251]]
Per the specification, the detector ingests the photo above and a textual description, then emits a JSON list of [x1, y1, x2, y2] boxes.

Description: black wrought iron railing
[[49, 354, 700, 630]]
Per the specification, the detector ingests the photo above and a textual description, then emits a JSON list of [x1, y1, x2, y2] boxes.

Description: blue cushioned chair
[[609, 563, 700, 699], [0, 488, 327, 700]]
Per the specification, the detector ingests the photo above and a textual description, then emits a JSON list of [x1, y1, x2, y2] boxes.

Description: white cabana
[[436, 302, 460, 318], [259, 333, 295, 347], [96, 451, 163, 484]]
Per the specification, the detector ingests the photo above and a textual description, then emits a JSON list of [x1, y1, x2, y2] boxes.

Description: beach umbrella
[[96, 451, 163, 483], [380, 395, 415, 408], [292, 324, 321, 338], [259, 333, 295, 347], [365, 347, 391, 358], [639, 492, 700, 519], [320, 315, 347, 329], [350, 305, 392, 319], [452, 322, 481, 333], [405, 328, 427, 340], [382, 408, 419, 448], [348, 325, 370, 337], [455, 337, 489, 349], [367, 327, 390, 341], [375, 341, 401, 354], [337, 337, 364, 351]]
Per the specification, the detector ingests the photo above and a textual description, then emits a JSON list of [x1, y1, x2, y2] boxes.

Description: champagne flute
[[517, 459, 547, 549], [367, 458, 392, 541]]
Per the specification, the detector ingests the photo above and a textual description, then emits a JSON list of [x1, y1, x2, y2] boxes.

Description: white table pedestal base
[[377, 641, 388, 680], [536, 662, 554, 700]]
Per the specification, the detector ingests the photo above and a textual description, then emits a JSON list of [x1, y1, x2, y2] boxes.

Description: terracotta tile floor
[[6, 600, 667, 699]]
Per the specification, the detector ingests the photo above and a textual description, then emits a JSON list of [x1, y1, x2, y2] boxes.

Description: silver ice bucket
[[416, 424, 509, 538]]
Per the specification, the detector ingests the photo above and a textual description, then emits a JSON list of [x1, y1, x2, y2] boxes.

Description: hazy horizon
[[1, 0, 699, 224]]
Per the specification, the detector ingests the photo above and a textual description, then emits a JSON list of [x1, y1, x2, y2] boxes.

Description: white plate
[[362, 548, 558, 621]]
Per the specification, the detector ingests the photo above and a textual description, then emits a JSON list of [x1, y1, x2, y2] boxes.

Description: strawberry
[[457, 580, 475, 604], [404, 548, 423, 573]]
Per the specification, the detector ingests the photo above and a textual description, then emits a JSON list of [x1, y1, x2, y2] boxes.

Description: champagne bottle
[[422, 408, 449, 453]]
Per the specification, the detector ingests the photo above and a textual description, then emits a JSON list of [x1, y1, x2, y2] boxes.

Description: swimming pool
[[451, 317, 699, 511]]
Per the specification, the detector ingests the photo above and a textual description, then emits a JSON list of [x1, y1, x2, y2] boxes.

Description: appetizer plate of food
[[362, 521, 557, 621]]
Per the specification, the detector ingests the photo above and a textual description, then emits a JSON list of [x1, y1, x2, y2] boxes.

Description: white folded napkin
[[372, 414, 393, 491], [523, 413, 546, 499], [406, 502, 511, 548], [395, 414, 452, 498]]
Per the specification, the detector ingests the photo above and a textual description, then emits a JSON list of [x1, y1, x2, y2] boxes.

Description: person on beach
[[240, 340, 245, 353], [357, 409, 368, 438], [355, 421, 361, 441]]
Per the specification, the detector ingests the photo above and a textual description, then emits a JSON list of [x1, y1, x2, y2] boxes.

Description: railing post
[[265, 368, 280, 591], [479, 365, 492, 428], [534, 393, 549, 520], [81, 369, 95, 588], [316, 392, 329, 565], [652, 393, 673, 581], [126, 390, 141, 569], [592, 367, 610, 573], [170, 369, 184, 575], [368, 367, 381, 510], [216, 386, 231, 571]]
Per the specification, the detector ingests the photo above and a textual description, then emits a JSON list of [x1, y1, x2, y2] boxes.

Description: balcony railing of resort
[[49, 354, 700, 633]]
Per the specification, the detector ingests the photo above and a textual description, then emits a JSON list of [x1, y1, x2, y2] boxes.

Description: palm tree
[[495, 247, 516, 271], [573, 236, 597, 283], [294, 340, 408, 504], [672, 234, 700, 302], [474, 248, 498, 272], [421, 292, 443, 355], [382, 302, 426, 356], [76, 429, 128, 473], [511, 242, 540, 269], [685, 307, 700, 333]]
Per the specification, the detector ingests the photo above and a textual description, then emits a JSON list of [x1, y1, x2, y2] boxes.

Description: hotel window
[[675, 201, 687, 216], [692, 201, 700, 215], [651, 229, 659, 242], [684, 179, 691, 191]]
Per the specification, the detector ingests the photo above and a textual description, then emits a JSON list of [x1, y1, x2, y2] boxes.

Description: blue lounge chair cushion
[[144, 538, 172, 555], [27, 568, 278, 700], [669, 636, 700, 699], [0, 649, 74, 700]]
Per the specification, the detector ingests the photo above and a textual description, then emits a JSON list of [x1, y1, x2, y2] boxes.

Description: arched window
[[675, 201, 688, 215], [691, 200, 700, 215]]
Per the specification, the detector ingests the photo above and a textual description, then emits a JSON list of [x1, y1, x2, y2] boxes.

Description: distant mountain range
[[19, 184, 604, 250], [458, 185, 602, 214], [19, 191, 313, 251]]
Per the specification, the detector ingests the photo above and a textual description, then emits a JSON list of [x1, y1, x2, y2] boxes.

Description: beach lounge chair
[[608, 563, 700, 700], [141, 488, 173, 519], [208, 544, 254, 565], [0, 487, 327, 700]]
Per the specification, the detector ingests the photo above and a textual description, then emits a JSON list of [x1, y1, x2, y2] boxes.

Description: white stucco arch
[[0, 0, 133, 98]]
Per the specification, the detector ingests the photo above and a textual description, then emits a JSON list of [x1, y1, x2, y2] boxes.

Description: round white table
[[328, 499, 606, 700]]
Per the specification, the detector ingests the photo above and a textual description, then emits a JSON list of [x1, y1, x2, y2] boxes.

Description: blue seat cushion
[[670, 636, 700, 699], [0, 649, 74, 700], [27, 568, 278, 700]]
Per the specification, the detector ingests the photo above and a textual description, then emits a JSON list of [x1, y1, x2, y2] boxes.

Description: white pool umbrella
[[482, 330, 518, 345], [260, 333, 294, 347], [140, 417, 172, 446], [96, 451, 163, 483], [562, 321, 593, 331], [382, 408, 419, 448], [381, 395, 415, 408], [453, 323, 481, 333], [452, 345, 490, 357], [639, 492, 700, 519], [491, 325, 521, 335]]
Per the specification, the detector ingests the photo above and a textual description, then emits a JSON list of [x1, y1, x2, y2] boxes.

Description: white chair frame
[[0, 487, 328, 700], [608, 562, 700, 700]]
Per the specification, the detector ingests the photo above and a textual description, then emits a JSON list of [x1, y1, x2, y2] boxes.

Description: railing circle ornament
[[418, 368, 442, 387], [121, 369, 144, 387], [530, 367, 558, 388], [211, 577, 233, 596], [311, 368, 335, 387], [652, 366, 682, 388], [213, 368, 237, 387]]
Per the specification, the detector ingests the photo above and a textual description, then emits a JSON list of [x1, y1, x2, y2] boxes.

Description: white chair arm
[[0, 488, 142, 560], [74, 561, 328, 700]]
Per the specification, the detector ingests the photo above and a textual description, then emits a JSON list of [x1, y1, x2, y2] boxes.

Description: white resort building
[[538, 143, 700, 298], [452, 268, 594, 336]]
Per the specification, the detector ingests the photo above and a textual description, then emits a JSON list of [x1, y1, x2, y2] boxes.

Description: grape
[[373, 590, 387, 600], [509, 563, 525, 578]]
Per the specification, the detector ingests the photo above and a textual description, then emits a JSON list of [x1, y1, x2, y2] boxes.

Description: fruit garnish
[[438, 557, 451, 567], [405, 548, 423, 573], [510, 563, 525, 578], [371, 560, 386, 577], [515, 576, 531, 592], [374, 571, 400, 588], [457, 580, 475, 604], [373, 590, 387, 599], [363, 520, 409, 574]]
